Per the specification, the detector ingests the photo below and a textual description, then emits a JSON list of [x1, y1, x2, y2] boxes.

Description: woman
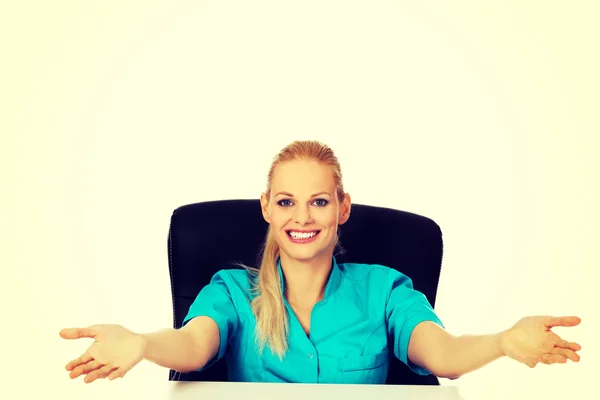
[[60, 140, 582, 384]]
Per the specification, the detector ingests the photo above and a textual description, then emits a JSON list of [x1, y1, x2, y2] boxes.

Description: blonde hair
[[247, 140, 346, 359]]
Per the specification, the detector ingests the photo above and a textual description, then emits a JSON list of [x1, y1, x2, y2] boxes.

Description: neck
[[279, 253, 333, 307]]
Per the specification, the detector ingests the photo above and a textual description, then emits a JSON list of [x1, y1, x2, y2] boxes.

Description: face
[[260, 159, 351, 265]]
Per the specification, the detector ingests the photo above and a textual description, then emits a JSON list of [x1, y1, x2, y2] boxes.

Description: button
[[308, 353, 314, 359]]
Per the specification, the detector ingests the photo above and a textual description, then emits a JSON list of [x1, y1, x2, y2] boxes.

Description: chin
[[280, 245, 334, 264], [280, 248, 320, 262]]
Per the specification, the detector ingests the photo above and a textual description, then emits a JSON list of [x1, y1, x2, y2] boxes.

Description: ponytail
[[248, 226, 289, 359]]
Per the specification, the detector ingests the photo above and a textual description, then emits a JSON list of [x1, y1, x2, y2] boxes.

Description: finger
[[541, 354, 551, 365], [84, 364, 117, 384], [544, 316, 581, 328], [541, 354, 567, 365], [60, 327, 97, 340], [552, 347, 580, 362], [557, 339, 581, 351], [108, 369, 125, 381], [554, 338, 581, 352], [523, 356, 539, 368], [65, 352, 93, 371], [70, 360, 102, 379]]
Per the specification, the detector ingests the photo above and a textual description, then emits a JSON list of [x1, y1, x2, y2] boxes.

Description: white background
[[2, 1, 598, 399]]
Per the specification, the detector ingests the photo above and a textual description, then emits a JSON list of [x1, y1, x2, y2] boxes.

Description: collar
[[277, 255, 342, 300]]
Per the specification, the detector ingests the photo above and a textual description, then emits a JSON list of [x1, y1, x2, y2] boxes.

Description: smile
[[286, 230, 321, 243]]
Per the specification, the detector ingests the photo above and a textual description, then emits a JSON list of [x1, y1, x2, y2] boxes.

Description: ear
[[338, 193, 352, 225], [260, 192, 271, 224]]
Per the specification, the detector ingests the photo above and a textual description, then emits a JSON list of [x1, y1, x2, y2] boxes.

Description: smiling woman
[[249, 142, 352, 357], [59, 140, 582, 384]]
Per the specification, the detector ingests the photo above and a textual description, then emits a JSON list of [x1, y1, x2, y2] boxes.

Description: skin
[[60, 157, 582, 383], [60, 317, 220, 383], [260, 159, 351, 312]]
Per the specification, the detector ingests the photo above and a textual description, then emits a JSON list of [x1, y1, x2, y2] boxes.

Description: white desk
[[168, 381, 464, 400]]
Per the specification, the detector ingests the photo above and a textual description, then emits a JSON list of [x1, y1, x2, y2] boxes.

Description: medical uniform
[[183, 256, 444, 383]]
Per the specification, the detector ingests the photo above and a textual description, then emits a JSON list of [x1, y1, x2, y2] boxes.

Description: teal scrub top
[[182, 256, 444, 384]]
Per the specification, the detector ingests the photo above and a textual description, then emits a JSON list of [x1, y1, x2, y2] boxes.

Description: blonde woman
[[60, 140, 582, 384]]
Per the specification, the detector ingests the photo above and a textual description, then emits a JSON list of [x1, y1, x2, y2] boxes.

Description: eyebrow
[[275, 191, 331, 197]]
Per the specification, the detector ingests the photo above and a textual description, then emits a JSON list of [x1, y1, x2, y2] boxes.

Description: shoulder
[[197, 268, 256, 314], [209, 268, 254, 291], [338, 262, 413, 289]]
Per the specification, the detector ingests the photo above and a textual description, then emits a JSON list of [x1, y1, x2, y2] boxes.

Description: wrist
[[495, 329, 509, 358], [137, 332, 150, 360]]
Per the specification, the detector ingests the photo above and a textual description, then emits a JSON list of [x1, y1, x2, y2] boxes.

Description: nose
[[293, 204, 313, 225]]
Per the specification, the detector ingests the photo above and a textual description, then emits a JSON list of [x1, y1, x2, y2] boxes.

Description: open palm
[[500, 316, 581, 368], [60, 324, 146, 383]]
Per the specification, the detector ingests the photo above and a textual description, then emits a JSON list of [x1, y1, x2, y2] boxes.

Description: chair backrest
[[167, 199, 444, 385]]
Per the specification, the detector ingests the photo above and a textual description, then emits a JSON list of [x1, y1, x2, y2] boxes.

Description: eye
[[277, 199, 293, 207], [313, 198, 329, 207]]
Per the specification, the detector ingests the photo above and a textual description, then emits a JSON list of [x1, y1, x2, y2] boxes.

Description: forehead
[[271, 159, 335, 194]]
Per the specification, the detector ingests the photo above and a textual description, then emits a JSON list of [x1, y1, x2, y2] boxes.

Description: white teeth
[[289, 231, 317, 239]]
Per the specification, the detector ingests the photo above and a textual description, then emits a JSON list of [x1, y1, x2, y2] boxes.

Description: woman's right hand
[[60, 324, 146, 383]]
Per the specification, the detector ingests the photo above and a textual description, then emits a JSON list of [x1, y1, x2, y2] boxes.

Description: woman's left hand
[[499, 316, 581, 368]]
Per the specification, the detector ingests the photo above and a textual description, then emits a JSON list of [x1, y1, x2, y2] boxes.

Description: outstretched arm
[[140, 316, 220, 372], [408, 316, 582, 379], [60, 317, 220, 383]]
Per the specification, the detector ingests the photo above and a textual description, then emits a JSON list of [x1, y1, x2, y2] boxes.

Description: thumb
[[59, 327, 97, 339], [544, 316, 581, 328]]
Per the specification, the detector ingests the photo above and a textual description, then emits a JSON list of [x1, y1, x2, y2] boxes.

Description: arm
[[60, 318, 221, 382], [407, 321, 504, 379], [163, 269, 241, 372], [140, 316, 220, 373], [408, 316, 582, 379], [385, 269, 447, 376], [61, 271, 240, 383], [385, 269, 581, 378]]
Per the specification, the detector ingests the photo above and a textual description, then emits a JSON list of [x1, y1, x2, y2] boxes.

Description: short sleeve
[[182, 270, 241, 371], [385, 268, 444, 376]]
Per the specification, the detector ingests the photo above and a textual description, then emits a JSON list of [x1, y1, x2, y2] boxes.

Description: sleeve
[[385, 268, 445, 376], [182, 270, 241, 371]]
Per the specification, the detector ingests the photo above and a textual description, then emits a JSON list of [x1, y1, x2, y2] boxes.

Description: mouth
[[286, 230, 321, 243]]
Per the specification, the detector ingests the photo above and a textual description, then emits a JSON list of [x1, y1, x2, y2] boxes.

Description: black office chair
[[167, 199, 444, 385]]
